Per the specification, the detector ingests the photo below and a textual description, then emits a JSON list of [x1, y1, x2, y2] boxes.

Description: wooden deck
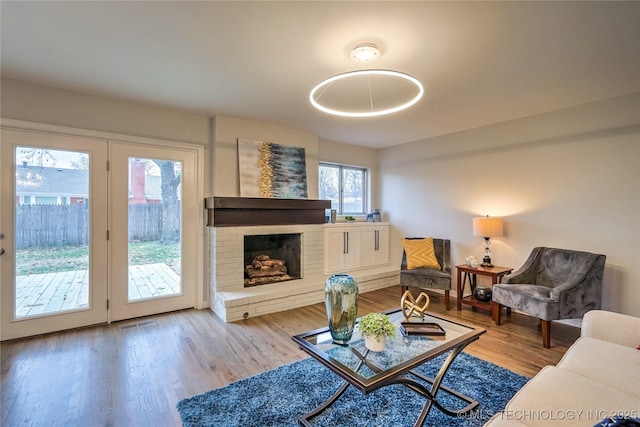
[[15, 263, 180, 318]]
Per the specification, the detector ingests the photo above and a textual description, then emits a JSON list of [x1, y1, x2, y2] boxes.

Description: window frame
[[319, 162, 368, 215]]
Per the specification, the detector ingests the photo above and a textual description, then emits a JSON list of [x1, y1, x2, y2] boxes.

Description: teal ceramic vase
[[325, 273, 359, 345]]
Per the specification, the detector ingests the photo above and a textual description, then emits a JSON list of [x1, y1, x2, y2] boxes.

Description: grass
[[16, 241, 180, 275]]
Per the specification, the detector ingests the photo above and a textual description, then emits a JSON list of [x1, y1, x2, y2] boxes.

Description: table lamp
[[473, 215, 504, 267]]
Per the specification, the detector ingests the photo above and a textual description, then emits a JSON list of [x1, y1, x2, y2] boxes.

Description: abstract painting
[[238, 139, 308, 199]]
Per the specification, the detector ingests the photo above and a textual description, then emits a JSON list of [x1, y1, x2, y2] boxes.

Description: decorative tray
[[400, 322, 446, 336]]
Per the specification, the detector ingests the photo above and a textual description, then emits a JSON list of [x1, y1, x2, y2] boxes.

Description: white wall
[[212, 115, 319, 198], [1, 79, 211, 145], [379, 93, 640, 317]]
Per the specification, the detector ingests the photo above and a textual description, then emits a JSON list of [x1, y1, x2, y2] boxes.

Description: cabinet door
[[343, 229, 361, 271], [373, 227, 390, 265], [361, 226, 390, 267]]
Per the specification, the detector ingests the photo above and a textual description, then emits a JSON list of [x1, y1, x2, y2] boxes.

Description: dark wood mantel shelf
[[205, 197, 331, 227]]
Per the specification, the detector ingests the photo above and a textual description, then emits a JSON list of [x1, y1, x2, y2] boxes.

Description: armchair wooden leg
[[444, 290, 450, 310], [541, 320, 551, 348], [492, 301, 502, 325]]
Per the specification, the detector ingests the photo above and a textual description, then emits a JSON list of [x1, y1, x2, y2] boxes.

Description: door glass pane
[[127, 158, 182, 301], [15, 147, 90, 318]]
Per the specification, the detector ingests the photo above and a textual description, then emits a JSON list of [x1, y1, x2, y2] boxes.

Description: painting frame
[[237, 138, 308, 199]]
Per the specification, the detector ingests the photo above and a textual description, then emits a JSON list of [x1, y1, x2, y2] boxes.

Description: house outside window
[[318, 162, 367, 215], [35, 196, 57, 205]]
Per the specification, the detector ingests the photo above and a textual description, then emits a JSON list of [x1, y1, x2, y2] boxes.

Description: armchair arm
[[549, 278, 587, 300], [552, 254, 605, 318], [440, 239, 451, 274], [502, 247, 544, 284]]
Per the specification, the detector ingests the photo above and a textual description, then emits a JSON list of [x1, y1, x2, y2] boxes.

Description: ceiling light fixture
[[350, 43, 380, 62], [309, 43, 424, 118]]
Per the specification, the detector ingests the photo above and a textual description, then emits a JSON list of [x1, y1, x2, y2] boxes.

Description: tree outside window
[[319, 162, 367, 215]]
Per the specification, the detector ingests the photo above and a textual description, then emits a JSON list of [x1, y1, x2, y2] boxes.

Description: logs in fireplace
[[245, 255, 291, 286]]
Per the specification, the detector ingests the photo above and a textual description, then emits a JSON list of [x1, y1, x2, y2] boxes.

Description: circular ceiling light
[[309, 44, 424, 118]]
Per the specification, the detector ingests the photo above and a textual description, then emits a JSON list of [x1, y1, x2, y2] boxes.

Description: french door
[[1, 129, 200, 340], [109, 142, 198, 321], [0, 129, 109, 340]]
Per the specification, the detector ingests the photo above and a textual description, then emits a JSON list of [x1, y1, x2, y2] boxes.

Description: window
[[319, 162, 367, 215]]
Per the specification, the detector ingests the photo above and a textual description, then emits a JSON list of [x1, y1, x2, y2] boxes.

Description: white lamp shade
[[473, 216, 504, 238]]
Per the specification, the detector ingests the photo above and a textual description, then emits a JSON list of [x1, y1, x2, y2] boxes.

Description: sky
[[15, 147, 86, 169]]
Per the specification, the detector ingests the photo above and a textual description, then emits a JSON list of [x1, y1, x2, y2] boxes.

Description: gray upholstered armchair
[[400, 238, 451, 310], [492, 247, 606, 348]]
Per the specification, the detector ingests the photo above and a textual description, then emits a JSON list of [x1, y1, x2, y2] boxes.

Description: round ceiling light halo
[[309, 69, 424, 118]]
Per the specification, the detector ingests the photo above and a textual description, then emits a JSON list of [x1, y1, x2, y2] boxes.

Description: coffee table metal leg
[[298, 351, 369, 426], [385, 344, 479, 426], [298, 381, 350, 426]]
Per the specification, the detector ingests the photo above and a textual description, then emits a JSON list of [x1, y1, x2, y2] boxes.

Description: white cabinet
[[324, 223, 390, 274]]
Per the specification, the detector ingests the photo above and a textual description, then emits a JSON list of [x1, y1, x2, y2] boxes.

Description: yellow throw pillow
[[401, 237, 441, 270]]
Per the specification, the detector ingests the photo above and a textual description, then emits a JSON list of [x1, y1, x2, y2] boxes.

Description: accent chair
[[400, 238, 452, 310], [492, 247, 606, 348]]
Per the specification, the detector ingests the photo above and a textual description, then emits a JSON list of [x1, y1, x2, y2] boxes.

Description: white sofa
[[485, 310, 640, 427]]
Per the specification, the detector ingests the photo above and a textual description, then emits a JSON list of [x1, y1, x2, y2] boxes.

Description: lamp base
[[481, 256, 493, 268]]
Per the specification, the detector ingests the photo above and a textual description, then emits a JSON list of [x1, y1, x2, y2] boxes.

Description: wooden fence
[[128, 204, 163, 242], [15, 204, 166, 248]]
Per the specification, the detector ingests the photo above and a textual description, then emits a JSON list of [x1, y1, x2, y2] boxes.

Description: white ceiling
[[2, 1, 638, 148]]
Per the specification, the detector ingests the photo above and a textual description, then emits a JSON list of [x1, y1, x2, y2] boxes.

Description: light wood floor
[[0, 285, 581, 427]]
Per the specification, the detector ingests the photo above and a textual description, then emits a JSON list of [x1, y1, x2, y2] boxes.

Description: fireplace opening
[[244, 233, 302, 287]]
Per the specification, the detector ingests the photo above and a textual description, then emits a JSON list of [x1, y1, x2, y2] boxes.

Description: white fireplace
[[209, 223, 399, 322]]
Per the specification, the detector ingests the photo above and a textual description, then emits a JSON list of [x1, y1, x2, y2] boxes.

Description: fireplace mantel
[[205, 197, 331, 227]]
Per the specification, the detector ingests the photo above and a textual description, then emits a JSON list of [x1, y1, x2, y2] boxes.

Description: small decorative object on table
[[358, 312, 396, 352], [400, 289, 430, 320], [325, 274, 359, 345], [472, 286, 492, 302], [401, 322, 446, 336]]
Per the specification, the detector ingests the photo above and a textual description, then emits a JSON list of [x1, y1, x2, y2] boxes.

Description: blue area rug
[[177, 352, 528, 426]]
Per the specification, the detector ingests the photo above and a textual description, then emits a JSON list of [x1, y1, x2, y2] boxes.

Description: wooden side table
[[456, 265, 513, 312]]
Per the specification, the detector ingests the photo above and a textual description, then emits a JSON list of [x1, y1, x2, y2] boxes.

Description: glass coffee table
[[292, 308, 486, 426]]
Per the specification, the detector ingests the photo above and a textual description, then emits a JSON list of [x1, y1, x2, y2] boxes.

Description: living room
[[1, 2, 639, 426]]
